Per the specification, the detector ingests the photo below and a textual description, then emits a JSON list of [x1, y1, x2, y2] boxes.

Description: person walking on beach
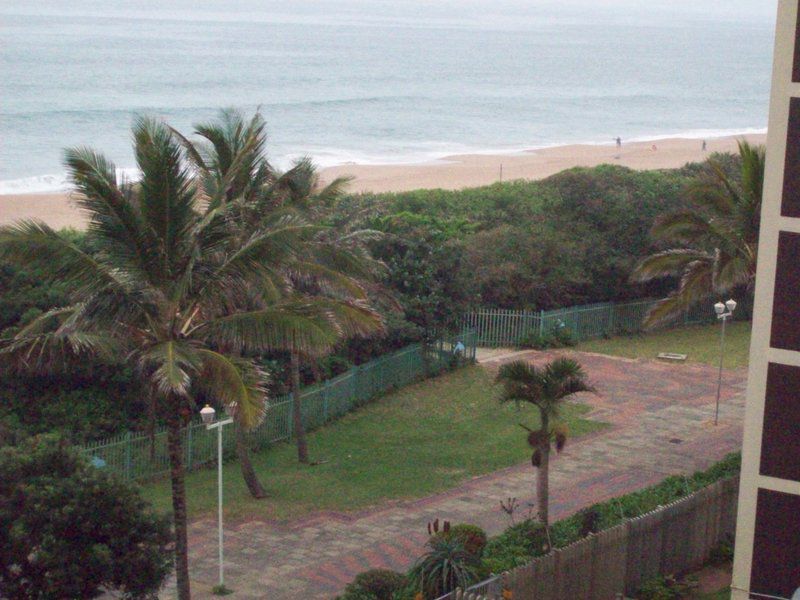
[[615, 136, 622, 149], [702, 139, 707, 152]]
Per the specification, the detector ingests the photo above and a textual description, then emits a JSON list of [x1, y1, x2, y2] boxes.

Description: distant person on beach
[[702, 140, 707, 151], [615, 136, 622, 149]]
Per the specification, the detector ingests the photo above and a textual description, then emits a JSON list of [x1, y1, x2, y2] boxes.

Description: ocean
[[0, 0, 775, 193]]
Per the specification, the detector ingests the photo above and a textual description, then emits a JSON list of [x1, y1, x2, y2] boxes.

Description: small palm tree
[[496, 358, 594, 531], [632, 140, 765, 326], [0, 117, 372, 599]]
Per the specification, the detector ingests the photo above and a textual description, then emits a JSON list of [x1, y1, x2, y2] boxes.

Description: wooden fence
[[462, 298, 737, 348], [440, 477, 739, 600], [81, 333, 476, 482]]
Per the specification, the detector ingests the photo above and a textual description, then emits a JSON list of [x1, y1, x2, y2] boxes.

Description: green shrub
[[482, 519, 547, 573], [553, 326, 576, 347], [431, 523, 488, 558], [337, 569, 408, 600], [517, 331, 556, 350], [637, 574, 694, 600], [0, 435, 172, 598]]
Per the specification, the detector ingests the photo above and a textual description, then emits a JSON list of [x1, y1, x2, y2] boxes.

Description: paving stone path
[[175, 349, 746, 599]]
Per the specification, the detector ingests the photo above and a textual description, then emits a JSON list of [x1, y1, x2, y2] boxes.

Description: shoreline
[[0, 133, 766, 230]]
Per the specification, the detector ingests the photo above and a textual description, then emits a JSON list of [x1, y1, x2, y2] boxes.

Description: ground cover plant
[[575, 322, 751, 369], [140, 365, 603, 521]]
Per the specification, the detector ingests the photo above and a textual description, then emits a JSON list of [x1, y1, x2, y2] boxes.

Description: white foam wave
[[0, 168, 141, 195]]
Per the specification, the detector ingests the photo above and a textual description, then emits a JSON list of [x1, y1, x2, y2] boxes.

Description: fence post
[[124, 431, 132, 481], [608, 300, 615, 335], [539, 309, 545, 337]]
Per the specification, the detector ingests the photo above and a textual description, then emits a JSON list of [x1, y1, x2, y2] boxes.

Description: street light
[[200, 404, 234, 592], [713, 299, 736, 426]]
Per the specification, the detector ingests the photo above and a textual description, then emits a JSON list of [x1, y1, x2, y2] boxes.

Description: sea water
[[0, 0, 775, 192]]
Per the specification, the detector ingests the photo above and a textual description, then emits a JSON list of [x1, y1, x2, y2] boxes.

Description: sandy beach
[[0, 133, 766, 230]]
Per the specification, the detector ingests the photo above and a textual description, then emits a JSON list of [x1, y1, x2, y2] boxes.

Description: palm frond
[[195, 350, 268, 430], [0, 306, 119, 373], [133, 115, 198, 273], [197, 306, 340, 355], [0, 221, 122, 296], [631, 249, 711, 282], [138, 340, 199, 397]]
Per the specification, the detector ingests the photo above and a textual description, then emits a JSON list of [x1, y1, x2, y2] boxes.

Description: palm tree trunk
[[537, 411, 551, 532], [234, 419, 268, 498], [537, 444, 550, 530], [291, 351, 309, 463], [165, 408, 191, 600]]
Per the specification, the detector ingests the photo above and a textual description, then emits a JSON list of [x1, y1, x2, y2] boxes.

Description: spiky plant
[[409, 537, 480, 599], [0, 116, 376, 599], [632, 140, 764, 326], [496, 358, 594, 530]]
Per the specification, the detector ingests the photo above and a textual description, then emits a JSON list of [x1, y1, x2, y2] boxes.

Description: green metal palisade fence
[[81, 333, 477, 482], [462, 298, 747, 348]]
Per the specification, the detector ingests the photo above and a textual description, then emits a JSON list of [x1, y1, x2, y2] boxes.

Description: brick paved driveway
[[172, 350, 746, 599]]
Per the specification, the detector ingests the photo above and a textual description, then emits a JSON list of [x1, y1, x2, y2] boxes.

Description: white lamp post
[[713, 299, 736, 426], [199, 404, 234, 592]]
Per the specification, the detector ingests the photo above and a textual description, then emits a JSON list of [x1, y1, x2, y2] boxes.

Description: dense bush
[[332, 161, 731, 311], [517, 325, 576, 350], [431, 523, 488, 558], [0, 435, 173, 598], [336, 569, 409, 600]]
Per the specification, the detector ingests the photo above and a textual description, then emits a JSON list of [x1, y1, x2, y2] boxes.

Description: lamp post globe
[[714, 302, 726, 315], [725, 298, 737, 313], [200, 404, 216, 425]]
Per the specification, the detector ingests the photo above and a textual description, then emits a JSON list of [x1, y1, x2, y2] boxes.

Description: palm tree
[[184, 109, 383, 467], [496, 358, 594, 531], [632, 140, 765, 326], [0, 117, 374, 599]]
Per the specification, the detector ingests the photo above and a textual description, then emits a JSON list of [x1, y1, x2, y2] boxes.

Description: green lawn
[[140, 366, 604, 521], [576, 322, 752, 369]]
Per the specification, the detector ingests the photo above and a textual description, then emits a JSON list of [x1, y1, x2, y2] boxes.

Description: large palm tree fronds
[[632, 140, 765, 327], [0, 306, 119, 373]]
